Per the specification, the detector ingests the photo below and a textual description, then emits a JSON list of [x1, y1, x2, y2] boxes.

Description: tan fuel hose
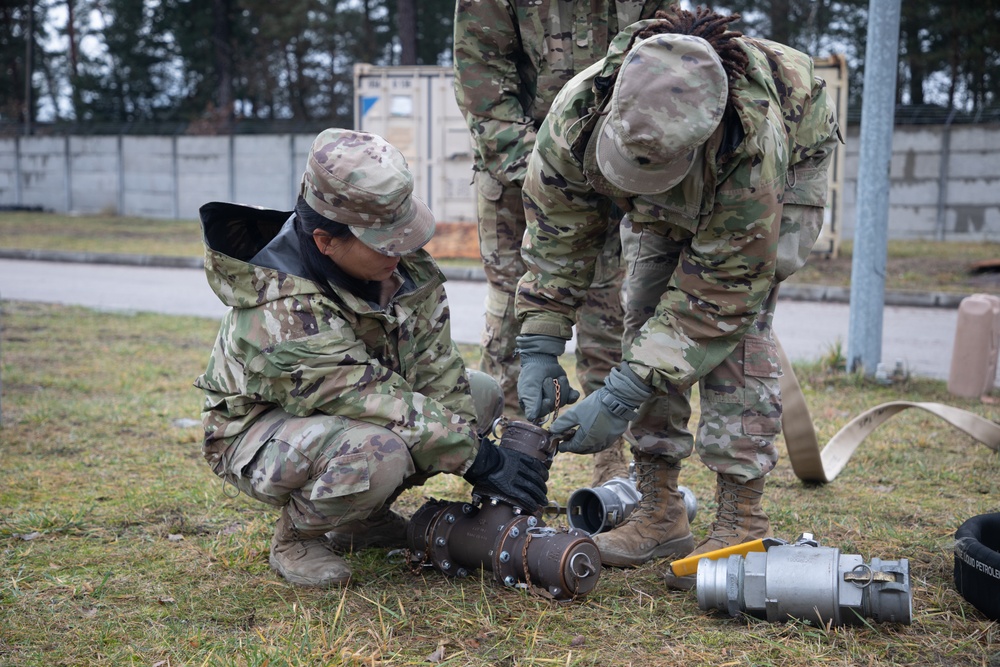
[[776, 336, 1000, 483]]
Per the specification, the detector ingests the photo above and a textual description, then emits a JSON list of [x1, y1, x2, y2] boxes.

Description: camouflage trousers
[[621, 225, 781, 483], [475, 172, 625, 415], [210, 371, 503, 533]]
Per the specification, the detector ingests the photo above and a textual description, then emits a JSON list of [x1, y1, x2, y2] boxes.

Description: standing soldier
[[514, 7, 841, 588], [452, 0, 672, 485]]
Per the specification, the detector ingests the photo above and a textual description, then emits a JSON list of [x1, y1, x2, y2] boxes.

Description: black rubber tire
[[954, 512, 1000, 621]]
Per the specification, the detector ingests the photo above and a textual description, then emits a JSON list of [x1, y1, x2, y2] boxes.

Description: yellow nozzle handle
[[669, 538, 775, 577]]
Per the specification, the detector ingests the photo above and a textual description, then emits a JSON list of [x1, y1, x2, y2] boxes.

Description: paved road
[[0, 258, 976, 384]]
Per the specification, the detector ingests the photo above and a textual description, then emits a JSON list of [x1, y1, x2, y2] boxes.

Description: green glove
[[515, 334, 580, 422], [551, 363, 653, 455]]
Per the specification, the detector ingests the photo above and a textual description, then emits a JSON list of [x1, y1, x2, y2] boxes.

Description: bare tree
[[211, 0, 234, 124], [397, 0, 416, 65]]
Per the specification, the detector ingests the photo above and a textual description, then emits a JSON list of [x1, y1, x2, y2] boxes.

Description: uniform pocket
[[775, 204, 824, 281], [475, 170, 504, 202], [742, 336, 782, 436], [220, 434, 287, 506], [310, 451, 372, 501]]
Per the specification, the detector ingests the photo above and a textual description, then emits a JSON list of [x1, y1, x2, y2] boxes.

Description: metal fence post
[[64, 135, 72, 213], [934, 108, 957, 241], [14, 136, 22, 207], [172, 135, 180, 219], [847, 0, 902, 376], [117, 135, 125, 215]]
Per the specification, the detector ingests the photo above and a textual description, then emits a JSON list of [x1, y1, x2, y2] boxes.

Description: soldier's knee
[[311, 428, 415, 514], [466, 370, 504, 434]]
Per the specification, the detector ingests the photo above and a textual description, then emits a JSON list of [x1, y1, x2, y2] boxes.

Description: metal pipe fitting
[[696, 535, 912, 625], [405, 420, 602, 600], [566, 468, 697, 535]]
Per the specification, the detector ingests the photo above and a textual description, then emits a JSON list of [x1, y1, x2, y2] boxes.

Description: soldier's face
[[314, 232, 400, 281]]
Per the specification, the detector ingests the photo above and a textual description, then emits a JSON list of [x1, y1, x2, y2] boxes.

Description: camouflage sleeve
[[785, 76, 842, 207], [240, 319, 479, 476], [453, 0, 535, 187], [625, 167, 782, 394], [409, 284, 478, 426], [774, 76, 842, 281], [516, 116, 614, 340]]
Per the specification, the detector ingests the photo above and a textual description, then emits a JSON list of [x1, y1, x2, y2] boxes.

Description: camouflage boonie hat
[[595, 34, 728, 195], [300, 128, 435, 256]]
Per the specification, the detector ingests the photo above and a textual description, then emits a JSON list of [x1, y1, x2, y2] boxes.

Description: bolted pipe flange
[[403, 421, 604, 600], [422, 499, 466, 577]]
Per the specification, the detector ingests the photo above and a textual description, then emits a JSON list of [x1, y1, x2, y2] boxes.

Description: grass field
[[2, 300, 999, 666]]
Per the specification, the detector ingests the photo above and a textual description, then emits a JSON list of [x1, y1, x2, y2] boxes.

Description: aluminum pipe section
[[566, 472, 697, 535], [405, 420, 602, 600], [697, 536, 912, 625]]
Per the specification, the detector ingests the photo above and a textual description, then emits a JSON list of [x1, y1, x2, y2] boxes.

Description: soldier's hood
[[198, 201, 441, 310], [729, 39, 787, 148], [595, 20, 656, 80], [199, 202, 301, 308]]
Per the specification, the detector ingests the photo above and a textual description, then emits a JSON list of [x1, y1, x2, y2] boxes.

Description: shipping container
[[354, 57, 848, 257], [353, 64, 476, 226]]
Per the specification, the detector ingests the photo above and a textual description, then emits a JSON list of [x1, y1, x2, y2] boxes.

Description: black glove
[[463, 439, 549, 511], [515, 334, 580, 422]]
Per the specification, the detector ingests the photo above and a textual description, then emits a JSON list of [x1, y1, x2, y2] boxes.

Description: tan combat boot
[[270, 508, 352, 587], [663, 473, 771, 590], [593, 452, 695, 567], [327, 506, 409, 553], [590, 437, 630, 486]]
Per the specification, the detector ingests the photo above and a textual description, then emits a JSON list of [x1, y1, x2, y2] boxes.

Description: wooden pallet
[[425, 222, 480, 260]]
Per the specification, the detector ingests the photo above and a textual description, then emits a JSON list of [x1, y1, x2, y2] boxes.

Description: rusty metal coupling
[[405, 420, 602, 600]]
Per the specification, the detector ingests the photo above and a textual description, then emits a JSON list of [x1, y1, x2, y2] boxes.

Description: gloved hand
[[515, 334, 580, 422], [463, 438, 550, 511], [551, 363, 653, 455]]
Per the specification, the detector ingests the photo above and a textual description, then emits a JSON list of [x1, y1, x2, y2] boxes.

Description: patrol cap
[[300, 128, 435, 256], [595, 33, 728, 195]]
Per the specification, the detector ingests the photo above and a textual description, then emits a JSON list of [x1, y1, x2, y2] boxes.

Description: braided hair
[[626, 5, 749, 108]]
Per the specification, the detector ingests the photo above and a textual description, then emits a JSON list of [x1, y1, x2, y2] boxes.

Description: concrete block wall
[[70, 136, 120, 214], [0, 134, 314, 220], [1, 124, 999, 244], [177, 136, 231, 216], [842, 124, 1000, 241]]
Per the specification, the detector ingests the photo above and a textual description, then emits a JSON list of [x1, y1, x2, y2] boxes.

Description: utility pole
[[847, 0, 902, 375]]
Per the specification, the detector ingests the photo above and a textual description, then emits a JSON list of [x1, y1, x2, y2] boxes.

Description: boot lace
[[706, 477, 742, 542], [631, 457, 661, 518], [631, 456, 682, 518]]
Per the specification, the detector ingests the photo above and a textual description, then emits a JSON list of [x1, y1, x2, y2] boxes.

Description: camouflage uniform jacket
[[453, 0, 671, 189], [194, 203, 479, 476], [517, 22, 841, 394]]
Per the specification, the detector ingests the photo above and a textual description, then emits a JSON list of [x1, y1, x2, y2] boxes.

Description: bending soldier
[[453, 0, 673, 485], [514, 7, 841, 588]]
